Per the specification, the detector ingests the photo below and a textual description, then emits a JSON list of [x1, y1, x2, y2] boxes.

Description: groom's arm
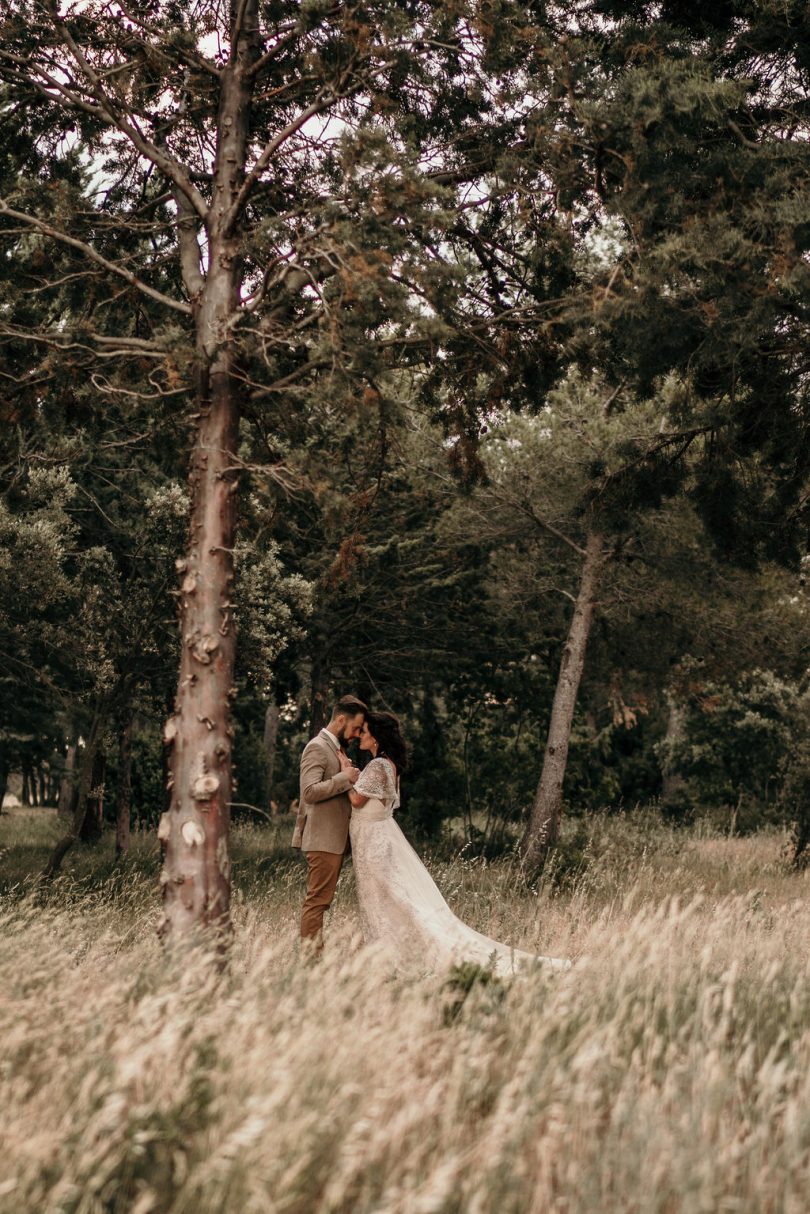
[[301, 745, 355, 804]]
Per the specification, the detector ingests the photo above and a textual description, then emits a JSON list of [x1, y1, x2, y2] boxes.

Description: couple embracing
[[292, 695, 570, 974]]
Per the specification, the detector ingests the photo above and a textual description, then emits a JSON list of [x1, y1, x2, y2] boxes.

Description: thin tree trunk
[[79, 746, 106, 842], [522, 531, 606, 874], [158, 4, 260, 951], [793, 813, 810, 868], [0, 752, 8, 813], [308, 654, 329, 739], [58, 741, 78, 817], [263, 700, 280, 814], [462, 701, 482, 845], [21, 763, 31, 807], [43, 708, 107, 879], [115, 706, 134, 857], [661, 692, 685, 802]]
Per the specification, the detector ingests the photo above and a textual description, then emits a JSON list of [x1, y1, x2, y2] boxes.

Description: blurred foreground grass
[[2, 805, 810, 1213]]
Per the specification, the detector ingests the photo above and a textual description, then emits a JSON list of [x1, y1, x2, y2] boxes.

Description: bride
[[342, 710, 570, 974]]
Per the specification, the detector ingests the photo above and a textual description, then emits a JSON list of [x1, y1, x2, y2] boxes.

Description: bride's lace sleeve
[[354, 757, 396, 802]]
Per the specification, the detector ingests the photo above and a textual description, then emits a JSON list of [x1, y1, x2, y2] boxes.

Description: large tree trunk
[[159, 359, 240, 945], [264, 700, 280, 814], [158, 5, 259, 950], [522, 531, 606, 874], [115, 706, 134, 857], [43, 707, 107, 879]]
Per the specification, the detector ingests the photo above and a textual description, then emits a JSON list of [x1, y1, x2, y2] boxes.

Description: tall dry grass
[[2, 808, 810, 1213]]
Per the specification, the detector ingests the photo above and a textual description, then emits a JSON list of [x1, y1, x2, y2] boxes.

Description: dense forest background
[[0, 0, 808, 889], [2, 7, 810, 1207], [3, 388, 808, 852]]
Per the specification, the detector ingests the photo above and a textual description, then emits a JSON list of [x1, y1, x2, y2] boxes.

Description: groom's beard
[[336, 729, 348, 748]]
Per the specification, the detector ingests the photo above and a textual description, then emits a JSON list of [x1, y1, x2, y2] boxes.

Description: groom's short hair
[[330, 694, 368, 721]]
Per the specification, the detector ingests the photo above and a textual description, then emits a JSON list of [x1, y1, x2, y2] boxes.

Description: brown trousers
[[301, 850, 344, 947]]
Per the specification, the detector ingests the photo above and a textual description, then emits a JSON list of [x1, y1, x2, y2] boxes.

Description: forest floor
[[2, 806, 810, 1213]]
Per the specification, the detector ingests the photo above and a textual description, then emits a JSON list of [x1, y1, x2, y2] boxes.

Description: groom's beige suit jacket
[[291, 732, 353, 854]]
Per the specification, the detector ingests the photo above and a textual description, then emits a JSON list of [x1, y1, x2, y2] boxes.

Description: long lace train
[[349, 797, 570, 975]]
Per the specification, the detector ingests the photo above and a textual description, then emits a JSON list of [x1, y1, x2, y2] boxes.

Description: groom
[[292, 694, 368, 950]]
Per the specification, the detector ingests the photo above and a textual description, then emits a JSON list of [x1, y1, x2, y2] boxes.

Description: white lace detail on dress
[[349, 767, 569, 975], [353, 756, 399, 809]]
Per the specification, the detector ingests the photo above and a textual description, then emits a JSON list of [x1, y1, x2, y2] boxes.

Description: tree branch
[[89, 373, 189, 400], [0, 201, 192, 316], [246, 25, 301, 78], [116, 2, 222, 77], [222, 93, 340, 234], [43, 8, 210, 220], [0, 322, 165, 353], [513, 500, 588, 556], [230, 0, 253, 49], [173, 188, 206, 301]]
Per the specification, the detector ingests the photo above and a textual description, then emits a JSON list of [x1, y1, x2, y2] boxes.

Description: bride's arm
[[350, 757, 391, 807]]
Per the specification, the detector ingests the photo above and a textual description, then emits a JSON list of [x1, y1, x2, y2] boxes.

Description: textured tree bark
[[58, 740, 77, 817], [158, 4, 260, 950], [21, 763, 31, 807], [43, 707, 107, 878], [522, 531, 606, 875], [115, 707, 134, 857], [158, 360, 240, 945], [263, 701, 280, 813]]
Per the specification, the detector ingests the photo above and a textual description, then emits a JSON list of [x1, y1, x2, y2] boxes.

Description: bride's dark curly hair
[[366, 710, 410, 774]]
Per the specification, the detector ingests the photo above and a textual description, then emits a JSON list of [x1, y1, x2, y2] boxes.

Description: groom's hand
[[339, 750, 360, 785]]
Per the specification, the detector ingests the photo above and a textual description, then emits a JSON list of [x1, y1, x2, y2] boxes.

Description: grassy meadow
[[2, 805, 810, 1213]]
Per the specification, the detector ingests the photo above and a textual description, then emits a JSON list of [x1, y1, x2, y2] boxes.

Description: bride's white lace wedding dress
[[349, 757, 570, 974]]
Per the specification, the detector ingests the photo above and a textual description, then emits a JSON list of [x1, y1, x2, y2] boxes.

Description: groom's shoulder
[[302, 734, 328, 757], [300, 735, 333, 772]]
